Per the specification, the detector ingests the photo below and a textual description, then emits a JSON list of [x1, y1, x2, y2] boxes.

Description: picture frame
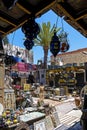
[[54, 105, 62, 117], [52, 111, 60, 127], [34, 119, 46, 130], [45, 115, 54, 130]]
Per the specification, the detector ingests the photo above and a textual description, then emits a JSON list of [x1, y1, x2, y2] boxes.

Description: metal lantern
[[60, 42, 70, 52], [50, 30, 60, 57], [22, 17, 40, 40], [4, 54, 17, 66], [24, 39, 34, 50], [60, 31, 70, 52]]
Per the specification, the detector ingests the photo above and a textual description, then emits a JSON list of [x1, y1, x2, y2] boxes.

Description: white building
[[3, 44, 33, 64]]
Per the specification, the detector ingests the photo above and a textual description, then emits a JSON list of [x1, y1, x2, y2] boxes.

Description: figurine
[[4, 69, 13, 89]]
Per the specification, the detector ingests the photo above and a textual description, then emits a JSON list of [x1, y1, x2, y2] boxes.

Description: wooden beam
[[36, 1, 55, 17], [16, 3, 31, 14], [56, 4, 87, 35], [2, 19, 28, 37], [75, 14, 87, 21], [0, 17, 17, 27], [0, 30, 6, 34]]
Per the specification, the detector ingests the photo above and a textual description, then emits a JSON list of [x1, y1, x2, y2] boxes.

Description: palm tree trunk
[[43, 46, 48, 69]]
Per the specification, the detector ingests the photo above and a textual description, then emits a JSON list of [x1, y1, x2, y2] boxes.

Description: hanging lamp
[[59, 17, 70, 52], [22, 16, 40, 50], [50, 15, 60, 57], [50, 29, 60, 57], [23, 39, 34, 50], [4, 54, 17, 66]]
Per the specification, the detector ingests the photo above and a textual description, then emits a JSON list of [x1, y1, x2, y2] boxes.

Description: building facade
[[51, 48, 87, 66], [4, 44, 33, 64]]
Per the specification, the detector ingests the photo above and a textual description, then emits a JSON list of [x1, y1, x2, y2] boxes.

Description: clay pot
[[75, 97, 80, 107]]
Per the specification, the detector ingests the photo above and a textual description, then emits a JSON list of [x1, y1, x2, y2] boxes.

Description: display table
[[50, 95, 67, 101], [2, 112, 45, 130]]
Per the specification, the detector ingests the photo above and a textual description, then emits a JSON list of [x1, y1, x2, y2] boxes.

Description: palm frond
[[34, 21, 61, 68]]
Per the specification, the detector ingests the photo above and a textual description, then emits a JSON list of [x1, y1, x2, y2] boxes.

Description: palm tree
[[34, 22, 61, 69]]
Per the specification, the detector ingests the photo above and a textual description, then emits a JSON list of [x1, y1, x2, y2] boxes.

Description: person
[[27, 72, 35, 84], [49, 73, 54, 87], [80, 82, 87, 109], [80, 82, 87, 129], [80, 82, 87, 98]]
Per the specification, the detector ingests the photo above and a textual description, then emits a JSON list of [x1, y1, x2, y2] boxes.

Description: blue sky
[[8, 10, 87, 64]]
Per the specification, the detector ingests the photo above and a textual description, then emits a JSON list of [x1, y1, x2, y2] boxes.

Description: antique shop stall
[[46, 65, 85, 95]]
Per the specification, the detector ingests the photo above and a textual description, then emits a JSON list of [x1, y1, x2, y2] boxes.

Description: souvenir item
[[4, 55, 17, 66], [22, 17, 40, 40], [60, 32, 70, 52], [24, 39, 34, 50], [0, 117, 5, 128], [51, 111, 60, 127], [15, 122, 30, 130], [45, 115, 54, 130], [75, 96, 81, 108], [34, 119, 46, 130], [19, 112, 45, 122], [50, 30, 60, 57], [22, 16, 40, 50], [0, 103, 4, 115]]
